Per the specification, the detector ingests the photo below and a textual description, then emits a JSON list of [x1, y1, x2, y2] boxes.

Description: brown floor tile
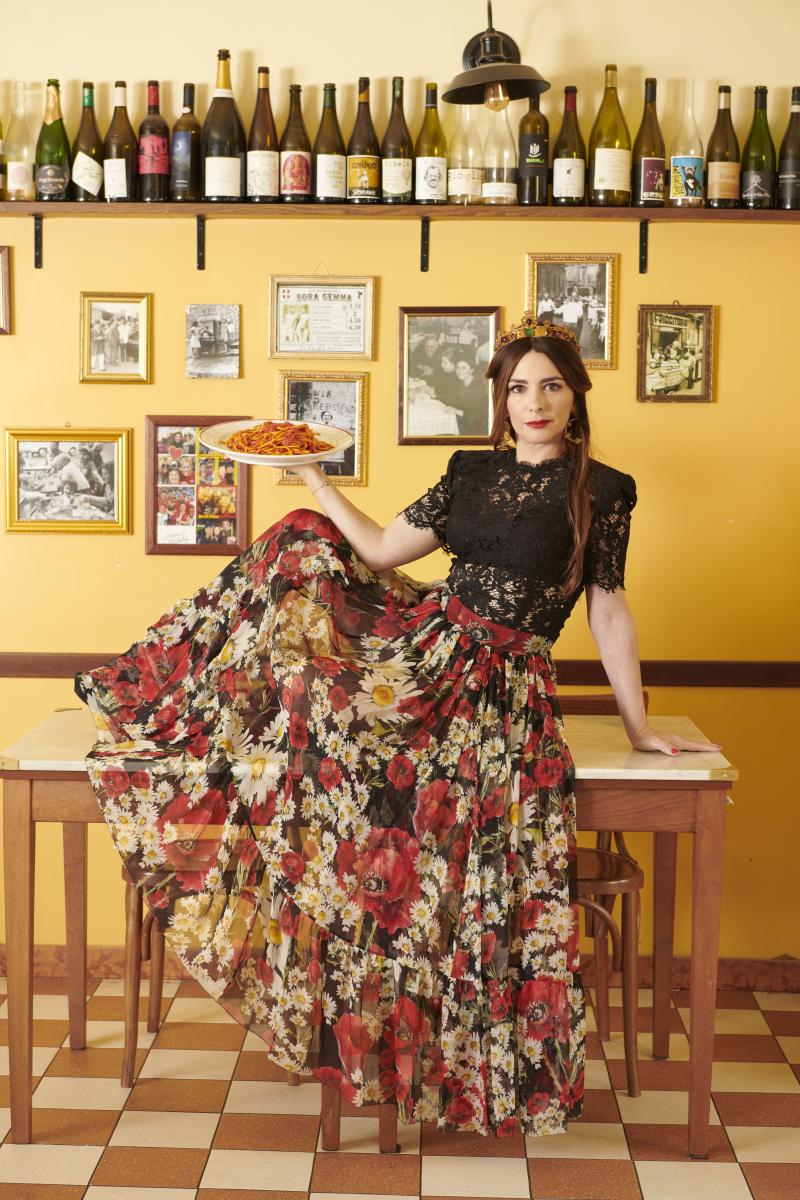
[[795, 1064, 800, 1085], [421, 1120, 525, 1157], [197, 1192, 306, 1200], [91, 1145, 208, 1188], [585, 1031, 604, 1060], [44, 1046, 147, 1078], [0, 1076, 41, 1106], [529, 1158, 641, 1199], [624, 1122, 735, 1162], [712, 1033, 786, 1062], [176, 979, 212, 996], [607, 1006, 684, 1033], [27, 1107, 119, 1145], [741, 1163, 800, 1200], [764, 1010, 800, 1036], [124, 1076, 229, 1112], [233, 1052, 309, 1083], [310, 1150, 420, 1194], [86, 995, 171, 1022], [581, 1089, 622, 1122], [31, 979, 70, 995], [0, 1188, 85, 1200], [672, 988, 758, 1009], [712, 1091, 800, 1126], [0, 1019, 70, 1047], [607, 1058, 690, 1091], [212, 1113, 319, 1151], [154, 1021, 246, 1051]]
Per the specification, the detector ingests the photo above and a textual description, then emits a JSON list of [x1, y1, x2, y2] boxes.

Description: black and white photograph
[[398, 307, 498, 445], [186, 303, 241, 379], [637, 305, 714, 403], [526, 254, 618, 369], [5, 429, 131, 533], [278, 371, 367, 486], [80, 292, 151, 383]]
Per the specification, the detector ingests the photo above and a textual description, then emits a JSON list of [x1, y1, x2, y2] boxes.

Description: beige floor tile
[[92, 979, 181, 998], [585, 1058, 611, 1089], [0, 981, 7, 994], [311, 1195, 415, 1200], [138, 1048, 238, 1080], [31, 996, 73, 1020], [200, 1149, 313, 1191], [0, 1142, 103, 1185], [0, 1109, 8, 1142], [69, 1021, 155, 1050], [32, 1076, 131, 1110], [603, 1032, 690, 1061], [85, 1190, 196, 1200], [242, 1031, 270, 1053], [164, 998, 236, 1025], [224, 1079, 322, 1115], [615, 1089, 720, 1125], [725, 1126, 800, 1163], [711, 1062, 800, 1093], [754, 992, 800, 1012], [778, 1037, 800, 1064], [584, 1007, 597, 1032], [422, 1154, 531, 1197], [314, 1115, 419, 1155], [595, 987, 654, 1008], [677, 1007, 772, 1035], [635, 1160, 752, 1200], [110, 1108, 220, 1148], [0, 1046, 58, 1075], [525, 1121, 630, 1160]]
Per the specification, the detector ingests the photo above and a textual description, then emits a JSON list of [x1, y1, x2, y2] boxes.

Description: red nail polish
[[671, 748, 679, 755]]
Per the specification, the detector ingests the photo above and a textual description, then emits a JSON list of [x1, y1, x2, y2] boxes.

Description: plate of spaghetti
[[198, 419, 354, 467]]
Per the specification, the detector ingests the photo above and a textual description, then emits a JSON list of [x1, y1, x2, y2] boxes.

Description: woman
[[76, 317, 718, 1140]]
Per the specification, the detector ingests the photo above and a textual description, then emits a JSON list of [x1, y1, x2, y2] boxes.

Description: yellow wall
[[1, 1, 799, 959]]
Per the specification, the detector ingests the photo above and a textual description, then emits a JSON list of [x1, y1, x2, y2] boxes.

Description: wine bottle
[[415, 82, 447, 204], [280, 84, 311, 201], [447, 104, 483, 205], [482, 107, 517, 205], [203, 49, 246, 202], [552, 86, 586, 206], [170, 83, 201, 202], [0, 119, 6, 200], [70, 82, 104, 201], [138, 81, 169, 202], [104, 81, 137, 202], [247, 66, 279, 202], [632, 78, 665, 206], [35, 79, 71, 201], [589, 65, 631, 206], [741, 85, 775, 209], [347, 76, 380, 203], [5, 81, 37, 201], [706, 85, 740, 209], [518, 92, 548, 205], [381, 76, 413, 203], [777, 85, 800, 210], [669, 78, 704, 207], [313, 83, 346, 202]]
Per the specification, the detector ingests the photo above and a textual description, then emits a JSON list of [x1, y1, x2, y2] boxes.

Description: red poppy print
[[336, 828, 421, 935]]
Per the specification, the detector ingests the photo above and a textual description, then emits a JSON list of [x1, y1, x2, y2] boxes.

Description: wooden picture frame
[[398, 306, 499, 446], [525, 252, 618, 369], [5, 428, 131, 533], [277, 371, 368, 487], [637, 304, 714, 403], [145, 415, 251, 555], [0, 247, 10, 335], [268, 274, 375, 359], [80, 291, 152, 383]]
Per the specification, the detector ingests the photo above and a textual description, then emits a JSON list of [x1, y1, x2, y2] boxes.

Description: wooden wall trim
[[0, 651, 798, 689]]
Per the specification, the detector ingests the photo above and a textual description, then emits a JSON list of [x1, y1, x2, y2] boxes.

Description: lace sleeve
[[583, 471, 637, 592], [397, 450, 461, 553]]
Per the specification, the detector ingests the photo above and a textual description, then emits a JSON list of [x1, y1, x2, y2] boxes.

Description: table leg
[[3, 779, 35, 1143], [688, 790, 726, 1159], [63, 823, 88, 1050], [652, 831, 677, 1059]]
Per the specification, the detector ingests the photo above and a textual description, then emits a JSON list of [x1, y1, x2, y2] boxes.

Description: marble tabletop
[[0, 707, 737, 782]]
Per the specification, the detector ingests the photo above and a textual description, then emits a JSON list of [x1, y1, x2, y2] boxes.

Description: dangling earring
[[499, 418, 515, 448], [564, 410, 582, 444]]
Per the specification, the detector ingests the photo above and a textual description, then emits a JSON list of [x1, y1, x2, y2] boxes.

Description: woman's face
[[504, 348, 575, 458]]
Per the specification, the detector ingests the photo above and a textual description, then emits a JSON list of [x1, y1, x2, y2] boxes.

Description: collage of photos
[[155, 424, 239, 547]]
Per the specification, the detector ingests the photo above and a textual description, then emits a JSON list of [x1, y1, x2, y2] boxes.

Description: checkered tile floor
[[0, 979, 798, 1200]]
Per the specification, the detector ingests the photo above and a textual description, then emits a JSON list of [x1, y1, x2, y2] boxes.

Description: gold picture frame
[[5, 428, 132, 533], [268, 274, 375, 359], [0, 247, 10, 335], [276, 371, 368, 486], [80, 291, 152, 383], [525, 252, 618, 369]]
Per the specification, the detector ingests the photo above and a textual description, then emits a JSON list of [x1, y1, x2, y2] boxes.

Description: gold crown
[[494, 312, 580, 351]]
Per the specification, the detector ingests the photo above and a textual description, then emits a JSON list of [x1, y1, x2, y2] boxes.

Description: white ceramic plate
[[198, 419, 354, 468]]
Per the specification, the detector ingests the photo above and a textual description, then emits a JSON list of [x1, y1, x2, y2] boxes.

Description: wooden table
[[0, 708, 737, 1155]]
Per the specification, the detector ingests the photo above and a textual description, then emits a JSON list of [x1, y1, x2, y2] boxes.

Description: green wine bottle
[[104, 81, 137, 202], [381, 76, 413, 202], [71, 82, 104, 201], [552, 87, 586, 205], [347, 76, 380, 203], [632, 78, 665, 206], [247, 67, 279, 202], [280, 84, 311, 201], [518, 93, 549, 205], [589, 65, 631, 206], [414, 82, 447, 204], [35, 79, 71, 201], [777, 86, 800, 210], [706, 86, 740, 209], [202, 49, 246, 202], [741, 85, 775, 209], [313, 83, 346, 201]]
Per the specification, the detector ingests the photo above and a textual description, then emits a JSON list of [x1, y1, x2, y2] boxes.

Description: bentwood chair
[[121, 866, 166, 1087]]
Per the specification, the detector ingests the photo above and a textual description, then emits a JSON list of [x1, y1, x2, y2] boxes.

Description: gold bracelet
[[311, 481, 332, 496]]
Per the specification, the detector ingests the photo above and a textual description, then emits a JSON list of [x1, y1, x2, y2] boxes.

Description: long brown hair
[[487, 336, 593, 596]]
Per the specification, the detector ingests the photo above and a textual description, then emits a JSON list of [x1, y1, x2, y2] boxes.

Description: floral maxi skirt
[[76, 508, 585, 1137]]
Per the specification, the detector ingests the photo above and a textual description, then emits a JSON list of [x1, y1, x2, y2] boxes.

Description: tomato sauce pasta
[[224, 420, 334, 456]]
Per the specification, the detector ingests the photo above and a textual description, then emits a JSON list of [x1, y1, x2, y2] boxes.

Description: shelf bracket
[[420, 216, 430, 272], [33, 214, 43, 270], [196, 214, 206, 271], [639, 219, 649, 274]]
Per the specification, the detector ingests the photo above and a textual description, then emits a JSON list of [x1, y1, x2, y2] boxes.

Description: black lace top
[[398, 448, 637, 642]]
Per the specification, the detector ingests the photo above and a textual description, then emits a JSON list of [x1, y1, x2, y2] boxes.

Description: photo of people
[[156, 485, 196, 544], [196, 519, 237, 545], [186, 304, 240, 379], [528, 255, 617, 369], [197, 485, 236, 518], [80, 293, 150, 383], [638, 306, 712, 402], [400, 308, 497, 443], [14, 439, 119, 524], [282, 376, 361, 480]]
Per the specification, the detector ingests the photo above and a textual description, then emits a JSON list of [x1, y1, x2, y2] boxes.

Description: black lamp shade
[[442, 62, 550, 105]]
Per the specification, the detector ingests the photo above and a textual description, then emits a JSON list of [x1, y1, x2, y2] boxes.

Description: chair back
[[559, 690, 650, 716]]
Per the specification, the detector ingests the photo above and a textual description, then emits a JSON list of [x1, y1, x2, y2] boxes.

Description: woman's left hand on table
[[628, 724, 722, 757]]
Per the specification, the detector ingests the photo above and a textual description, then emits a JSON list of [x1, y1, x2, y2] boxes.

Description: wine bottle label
[[707, 160, 740, 200], [636, 156, 665, 202], [247, 149, 279, 197], [7, 161, 34, 191], [280, 150, 311, 195], [593, 148, 631, 191], [482, 179, 516, 200], [447, 167, 483, 198], [347, 154, 380, 198], [315, 153, 346, 199], [518, 133, 548, 180], [114, 86, 127, 108], [669, 155, 704, 200], [212, 88, 234, 99], [552, 157, 585, 199], [778, 167, 800, 204], [72, 151, 103, 196], [139, 134, 169, 176], [415, 155, 447, 201], [205, 156, 242, 198], [381, 157, 412, 197], [170, 131, 195, 192], [103, 157, 128, 199], [741, 169, 773, 202], [36, 163, 70, 198]]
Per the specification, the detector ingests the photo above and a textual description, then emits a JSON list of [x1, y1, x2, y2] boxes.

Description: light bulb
[[483, 81, 510, 111]]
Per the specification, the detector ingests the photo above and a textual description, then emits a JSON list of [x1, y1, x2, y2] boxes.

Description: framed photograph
[[637, 304, 714, 403], [5, 428, 131, 533], [80, 291, 151, 383], [268, 274, 374, 359], [526, 253, 618, 369], [0, 247, 10, 335], [398, 306, 499, 445], [145, 415, 250, 555], [277, 372, 367, 486], [186, 304, 240, 379]]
